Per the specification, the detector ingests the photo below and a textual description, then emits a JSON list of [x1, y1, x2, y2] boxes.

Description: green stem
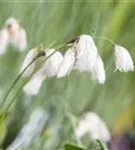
[[93, 36, 116, 45], [1, 51, 45, 107]]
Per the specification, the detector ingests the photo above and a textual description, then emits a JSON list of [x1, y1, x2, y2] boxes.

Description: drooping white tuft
[[5, 18, 18, 26], [57, 47, 75, 78], [23, 49, 63, 96], [9, 28, 27, 51], [91, 55, 106, 84], [4, 18, 19, 33], [5, 17, 27, 51], [75, 112, 110, 142], [23, 70, 46, 96], [43, 49, 63, 77], [16, 28, 27, 51], [114, 45, 134, 72], [20, 48, 38, 77], [75, 34, 98, 72], [8, 108, 49, 149], [0, 29, 9, 55]]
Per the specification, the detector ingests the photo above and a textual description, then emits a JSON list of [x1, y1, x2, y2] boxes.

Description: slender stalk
[[1, 51, 45, 106], [2, 59, 35, 104], [93, 36, 116, 45]]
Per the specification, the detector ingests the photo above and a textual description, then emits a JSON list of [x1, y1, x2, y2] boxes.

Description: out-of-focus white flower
[[5, 17, 27, 51], [23, 70, 46, 96], [42, 49, 63, 77], [15, 28, 27, 51], [8, 108, 49, 150], [4, 18, 19, 33], [23, 49, 63, 96], [0, 29, 9, 55], [57, 47, 75, 78], [91, 55, 106, 84], [20, 48, 38, 77], [114, 45, 134, 72], [75, 112, 110, 142], [75, 34, 98, 72]]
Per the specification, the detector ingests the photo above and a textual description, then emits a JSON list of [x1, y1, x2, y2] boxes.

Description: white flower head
[[91, 55, 106, 84], [5, 17, 27, 51], [23, 49, 63, 96], [4, 18, 19, 34], [23, 70, 46, 96], [43, 49, 63, 77], [20, 48, 39, 77], [75, 34, 98, 72], [0, 29, 9, 55], [75, 112, 110, 142], [9, 27, 27, 51], [15, 28, 27, 51], [57, 47, 75, 78], [8, 108, 49, 149], [114, 45, 134, 72]]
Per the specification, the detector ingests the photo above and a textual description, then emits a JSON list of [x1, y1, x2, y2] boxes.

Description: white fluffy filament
[[23, 70, 46, 96], [8, 108, 49, 149], [20, 48, 38, 77], [75, 112, 110, 142], [91, 55, 106, 84], [114, 45, 134, 72], [57, 47, 75, 78]]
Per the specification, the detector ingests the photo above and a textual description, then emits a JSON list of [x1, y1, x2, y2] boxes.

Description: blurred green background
[[0, 0, 135, 149]]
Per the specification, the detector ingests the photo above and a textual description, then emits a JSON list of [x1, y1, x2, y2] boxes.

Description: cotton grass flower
[[114, 45, 134, 72], [23, 49, 63, 96], [75, 112, 110, 142], [57, 47, 75, 78], [0, 29, 9, 55], [8, 108, 49, 150], [43, 49, 63, 77], [20, 48, 39, 77], [91, 55, 106, 84], [74, 34, 106, 83], [23, 69, 46, 96], [75, 34, 98, 72], [5, 17, 27, 51]]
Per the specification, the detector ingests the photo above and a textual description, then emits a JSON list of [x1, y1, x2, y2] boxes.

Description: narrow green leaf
[[64, 143, 87, 150]]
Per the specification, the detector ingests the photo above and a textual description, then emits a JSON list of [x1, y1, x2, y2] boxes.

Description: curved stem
[[93, 36, 116, 45], [2, 59, 35, 104], [1, 51, 45, 106], [1, 43, 68, 111]]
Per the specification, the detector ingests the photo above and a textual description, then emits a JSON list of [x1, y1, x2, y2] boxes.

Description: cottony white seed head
[[75, 112, 110, 142], [114, 45, 134, 72], [75, 34, 98, 72], [8, 108, 49, 149], [20, 48, 38, 77], [76, 34, 98, 58], [91, 55, 106, 84], [23, 70, 46, 96], [16, 28, 27, 51], [5, 18, 19, 34], [57, 47, 75, 78], [42, 49, 63, 77], [4, 18, 27, 51], [75, 118, 90, 139], [0, 29, 9, 55], [9, 28, 27, 51]]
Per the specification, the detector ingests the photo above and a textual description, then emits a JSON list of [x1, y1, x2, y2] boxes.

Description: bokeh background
[[0, 0, 135, 149]]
